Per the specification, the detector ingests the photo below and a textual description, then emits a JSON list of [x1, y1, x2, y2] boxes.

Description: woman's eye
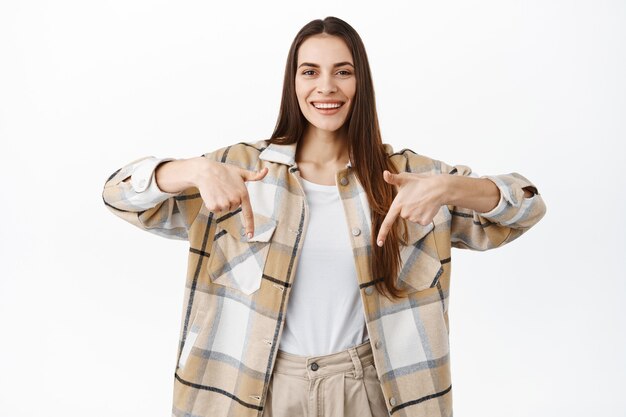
[[301, 70, 352, 76]]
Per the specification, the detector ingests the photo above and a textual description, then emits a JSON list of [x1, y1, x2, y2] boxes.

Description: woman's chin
[[307, 120, 347, 133]]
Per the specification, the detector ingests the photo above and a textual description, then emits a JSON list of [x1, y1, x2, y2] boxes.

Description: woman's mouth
[[310, 101, 345, 115]]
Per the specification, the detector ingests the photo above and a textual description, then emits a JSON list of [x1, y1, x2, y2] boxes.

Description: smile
[[311, 101, 344, 109], [310, 101, 345, 115]]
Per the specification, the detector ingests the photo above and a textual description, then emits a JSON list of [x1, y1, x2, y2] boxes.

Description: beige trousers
[[262, 339, 391, 417]]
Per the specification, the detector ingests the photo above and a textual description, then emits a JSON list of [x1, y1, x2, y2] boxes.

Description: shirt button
[[340, 177, 349, 186], [138, 179, 147, 189], [310, 362, 319, 371], [375, 340, 382, 349], [389, 397, 397, 406], [365, 287, 374, 295], [351, 227, 361, 236]]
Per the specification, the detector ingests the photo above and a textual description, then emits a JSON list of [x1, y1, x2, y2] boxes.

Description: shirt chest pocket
[[397, 218, 444, 293], [207, 211, 278, 296]]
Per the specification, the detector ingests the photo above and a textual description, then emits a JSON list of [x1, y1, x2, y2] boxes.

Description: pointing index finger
[[240, 190, 255, 239], [377, 199, 401, 247]]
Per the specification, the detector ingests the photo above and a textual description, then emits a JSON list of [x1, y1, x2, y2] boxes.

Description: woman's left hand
[[376, 170, 445, 247]]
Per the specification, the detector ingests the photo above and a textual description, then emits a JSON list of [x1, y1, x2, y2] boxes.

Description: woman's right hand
[[155, 157, 269, 239]]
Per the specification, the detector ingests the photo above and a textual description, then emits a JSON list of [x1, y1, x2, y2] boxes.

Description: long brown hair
[[268, 16, 410, 300]]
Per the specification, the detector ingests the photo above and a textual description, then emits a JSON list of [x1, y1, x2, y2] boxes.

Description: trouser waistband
[[273, 339, 374, 380]]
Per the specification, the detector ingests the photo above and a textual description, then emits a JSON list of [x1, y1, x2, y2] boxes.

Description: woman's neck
[[296, 124, 350, 166]]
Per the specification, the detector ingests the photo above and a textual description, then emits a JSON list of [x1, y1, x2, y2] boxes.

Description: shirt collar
[[259, 141, 394, 168]]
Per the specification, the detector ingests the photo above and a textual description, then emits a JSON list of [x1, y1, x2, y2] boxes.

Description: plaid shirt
[[102, 139, 546, 417]]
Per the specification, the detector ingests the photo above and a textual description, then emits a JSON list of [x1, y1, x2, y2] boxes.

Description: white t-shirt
[[278, 176, 370, 356]]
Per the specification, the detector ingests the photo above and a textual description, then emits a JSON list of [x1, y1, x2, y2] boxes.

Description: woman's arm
[[375, 152, 546, 250], [436, 160, 547, 250], [153, 157, 203, 193], [102, 152, 222, 240], [441, 175, 535, 214], [104, 147, 269, 240]]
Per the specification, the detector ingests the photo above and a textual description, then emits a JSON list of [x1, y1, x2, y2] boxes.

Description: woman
[[103, 16, 546, 417]]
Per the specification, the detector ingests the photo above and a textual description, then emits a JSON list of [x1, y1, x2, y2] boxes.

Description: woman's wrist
[[438, 174, 500, 213], [155, 158, 201, 193], [437, 174, 455, 207]]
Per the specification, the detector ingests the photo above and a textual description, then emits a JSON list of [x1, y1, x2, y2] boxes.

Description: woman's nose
[[317, 74, 337, 94]]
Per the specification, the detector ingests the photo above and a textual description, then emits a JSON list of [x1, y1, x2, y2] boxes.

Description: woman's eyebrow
[[298, 61, 354, 68]]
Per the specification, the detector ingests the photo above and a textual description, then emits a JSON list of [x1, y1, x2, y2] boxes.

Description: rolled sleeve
[[127, 156, 180, 208], [105, 156, 180, 212], [476, 173, 545, 229]]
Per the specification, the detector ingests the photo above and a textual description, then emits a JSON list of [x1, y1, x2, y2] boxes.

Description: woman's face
[[295, 34, 356, 134]]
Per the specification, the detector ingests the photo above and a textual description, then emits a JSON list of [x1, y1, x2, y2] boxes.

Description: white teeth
[[313, 102, 342, 109]]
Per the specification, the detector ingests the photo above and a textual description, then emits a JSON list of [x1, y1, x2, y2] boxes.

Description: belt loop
[[348, 347, 363, 379]]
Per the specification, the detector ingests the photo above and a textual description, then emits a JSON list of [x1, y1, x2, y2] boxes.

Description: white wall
[[1, 1, 624, 416]]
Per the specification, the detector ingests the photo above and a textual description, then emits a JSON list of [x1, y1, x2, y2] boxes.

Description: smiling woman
[[102, 15, 546, 417], [295, 37, 355, 127]]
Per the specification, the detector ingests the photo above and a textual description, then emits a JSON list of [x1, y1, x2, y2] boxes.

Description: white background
[[1, 1, 624, 416]]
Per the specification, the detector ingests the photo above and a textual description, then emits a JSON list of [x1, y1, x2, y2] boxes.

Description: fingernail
[[377, 240, 383, 247], [247, 232, 253, 239]]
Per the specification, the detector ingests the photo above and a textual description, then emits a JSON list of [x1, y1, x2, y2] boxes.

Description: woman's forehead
[[297, 35, 353, 65]]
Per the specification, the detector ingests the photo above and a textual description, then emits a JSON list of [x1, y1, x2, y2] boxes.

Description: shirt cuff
[[475, 174, 533, 223], [129, 157, 180, 206]]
